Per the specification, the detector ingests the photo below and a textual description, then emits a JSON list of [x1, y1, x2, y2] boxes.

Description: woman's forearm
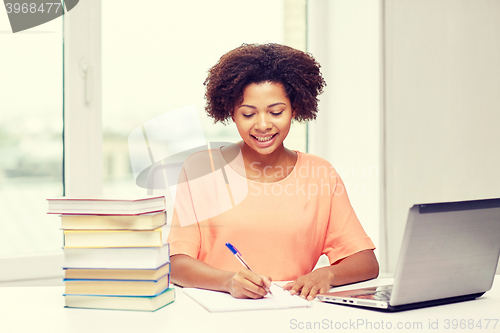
[[170, 254, 235, 292], [283, 249, 379, 300], [328, 249, 379, 286]]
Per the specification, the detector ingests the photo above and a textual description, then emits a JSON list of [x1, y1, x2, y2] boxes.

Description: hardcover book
[[61, 211, 166, 230], [64, 274, 170, 296], [47, 195, 166, 215], [64, 262, 170, 280], [63, 227, 168, 248], [64, 288, 175, 311], [63, 244, 170, 269]]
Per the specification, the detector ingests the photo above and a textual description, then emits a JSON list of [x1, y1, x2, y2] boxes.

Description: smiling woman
[[203, 43, 325, 182], [168, 43, 379, 301]]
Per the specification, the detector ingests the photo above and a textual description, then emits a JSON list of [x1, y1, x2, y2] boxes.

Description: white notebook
[[182, 284, 311, 312]]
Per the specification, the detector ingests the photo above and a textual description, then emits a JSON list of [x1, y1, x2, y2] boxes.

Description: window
[[0, 0, 308, 283], [0, 15, 63, 258]]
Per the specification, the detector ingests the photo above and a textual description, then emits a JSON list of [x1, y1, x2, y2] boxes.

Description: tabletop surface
[[1, 277, 499, 333]]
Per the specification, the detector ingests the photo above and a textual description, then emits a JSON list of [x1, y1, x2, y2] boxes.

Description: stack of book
[[47, 196, 175, 311]]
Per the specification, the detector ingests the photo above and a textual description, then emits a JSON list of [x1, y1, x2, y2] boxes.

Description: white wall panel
[[385, 0, 500, 272], [308, 0, 383, 266]]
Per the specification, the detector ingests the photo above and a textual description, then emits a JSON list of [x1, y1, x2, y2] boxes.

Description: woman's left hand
[[282, 266, 333, 300]]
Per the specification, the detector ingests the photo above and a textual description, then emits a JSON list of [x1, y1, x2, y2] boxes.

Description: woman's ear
[[230, 106, 237, 122]]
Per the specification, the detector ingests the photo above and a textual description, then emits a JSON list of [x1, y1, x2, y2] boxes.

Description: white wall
[[384, 0, 500, 273], [308, 0, 500, 275], [307, 0, 383, 267]]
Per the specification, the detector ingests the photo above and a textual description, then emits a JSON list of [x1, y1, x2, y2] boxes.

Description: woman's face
[[232, 81, 294, 156]]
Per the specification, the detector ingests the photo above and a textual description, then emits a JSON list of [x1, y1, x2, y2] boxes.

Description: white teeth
[[255, 135, 274, 142]]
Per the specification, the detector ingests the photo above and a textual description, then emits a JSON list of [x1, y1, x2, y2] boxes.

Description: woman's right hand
[[228, 268, 272, 299]]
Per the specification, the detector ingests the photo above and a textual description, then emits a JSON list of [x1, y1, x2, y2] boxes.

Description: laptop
[[317, 197, 500, 311]]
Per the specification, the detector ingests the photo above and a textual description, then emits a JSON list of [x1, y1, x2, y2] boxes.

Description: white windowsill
[[0, 252, 64, 286]]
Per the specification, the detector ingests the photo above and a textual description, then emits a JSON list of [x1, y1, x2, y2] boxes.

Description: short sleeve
[[166, 168, 201, 258], [322, 171, 375, 264]]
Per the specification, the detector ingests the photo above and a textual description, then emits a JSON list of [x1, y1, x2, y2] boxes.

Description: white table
[[1, 278, 499, 333]]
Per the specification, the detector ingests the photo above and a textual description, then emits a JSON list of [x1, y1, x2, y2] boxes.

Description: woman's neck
[[238, 141, 297, 182]]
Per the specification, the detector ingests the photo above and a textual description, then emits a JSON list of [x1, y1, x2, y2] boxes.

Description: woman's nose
[[254, 113, 272, 131]]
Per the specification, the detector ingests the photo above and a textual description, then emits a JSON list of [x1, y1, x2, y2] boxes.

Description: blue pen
[[225, 242, 273, 296]]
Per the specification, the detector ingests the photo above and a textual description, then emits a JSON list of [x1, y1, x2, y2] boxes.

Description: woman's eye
[[271, 111, 283, 116], [242, 114, 254, 118]]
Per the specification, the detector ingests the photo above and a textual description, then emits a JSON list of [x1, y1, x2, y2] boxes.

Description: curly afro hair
[[204, 43, 326, 124]]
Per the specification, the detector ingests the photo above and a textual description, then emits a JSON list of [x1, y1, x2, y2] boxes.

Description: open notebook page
[[182, 283, 311, 312]]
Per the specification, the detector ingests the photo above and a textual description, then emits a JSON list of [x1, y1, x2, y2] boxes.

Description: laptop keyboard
[[352, 285, 393, 302]]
